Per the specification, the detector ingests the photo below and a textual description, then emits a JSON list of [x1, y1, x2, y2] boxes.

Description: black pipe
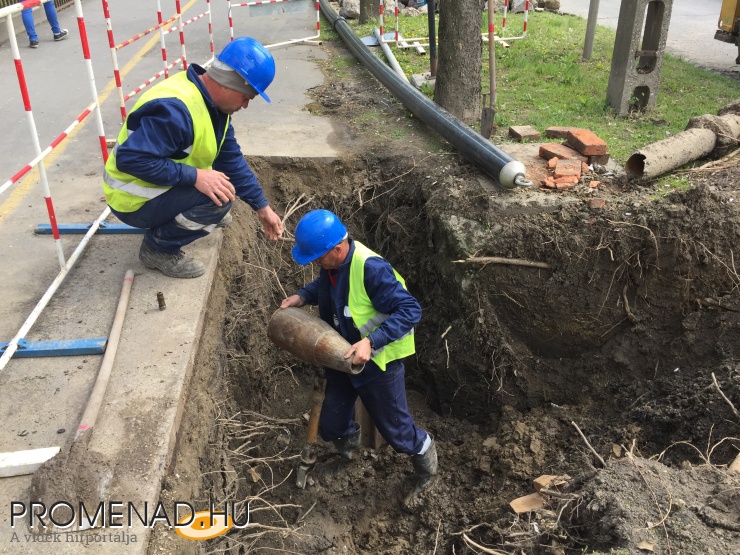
[[318, 0, 531, 189]]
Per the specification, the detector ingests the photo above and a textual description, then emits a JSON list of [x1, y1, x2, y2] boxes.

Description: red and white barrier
[[501, 0, 530, 40], [226, 0, 320, 47], [102, 0, 214, 123], [0, 0, 110, 370]]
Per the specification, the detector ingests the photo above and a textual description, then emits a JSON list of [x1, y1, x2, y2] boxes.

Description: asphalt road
[[560, 0, 739, 76]]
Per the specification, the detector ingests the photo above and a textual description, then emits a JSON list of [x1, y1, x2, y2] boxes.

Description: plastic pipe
[[374, 28, 406, 80], [319, 0, 530, 189]]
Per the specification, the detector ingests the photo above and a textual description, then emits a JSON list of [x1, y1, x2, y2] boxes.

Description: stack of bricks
[[538, 128, 608, 190]]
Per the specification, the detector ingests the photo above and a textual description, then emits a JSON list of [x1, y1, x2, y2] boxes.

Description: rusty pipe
[[267, 307, 364, 374]]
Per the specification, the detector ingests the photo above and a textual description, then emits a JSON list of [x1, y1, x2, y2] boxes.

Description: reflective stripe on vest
[[347, 241, 415, 371], [103, 72, 229, 213]]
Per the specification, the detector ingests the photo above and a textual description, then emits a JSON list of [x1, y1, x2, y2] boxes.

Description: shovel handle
[[306, 379, 325, 444]]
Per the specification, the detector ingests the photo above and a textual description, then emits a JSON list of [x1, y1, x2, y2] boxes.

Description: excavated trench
[[155, 152, 740, 555]]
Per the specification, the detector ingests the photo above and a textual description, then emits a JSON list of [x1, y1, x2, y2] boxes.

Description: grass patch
[[327, 10, 739, 164]]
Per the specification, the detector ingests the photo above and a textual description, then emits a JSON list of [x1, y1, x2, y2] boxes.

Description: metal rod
[[583, 0, 600, 61]]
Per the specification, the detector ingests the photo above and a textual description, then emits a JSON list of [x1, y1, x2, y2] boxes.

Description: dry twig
[[453, 256, 551, 269], [711, 372, 740, 419], [461, 533, 509, 555], [571, 421, 607, 468]]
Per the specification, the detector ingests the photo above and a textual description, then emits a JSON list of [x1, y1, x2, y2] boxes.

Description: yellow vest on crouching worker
[[348, 241, 415, 370], [103, 72, 229, 213]]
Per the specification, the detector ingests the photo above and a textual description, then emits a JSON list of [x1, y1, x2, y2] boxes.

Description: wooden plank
[[411, 41, 426, 55], [0, 447, 60, 477]]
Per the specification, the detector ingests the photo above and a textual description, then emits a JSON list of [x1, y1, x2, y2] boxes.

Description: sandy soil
[[154, 41, 740, 555]]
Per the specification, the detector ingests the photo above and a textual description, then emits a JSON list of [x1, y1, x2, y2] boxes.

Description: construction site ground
[[1, 1, 739, 555]]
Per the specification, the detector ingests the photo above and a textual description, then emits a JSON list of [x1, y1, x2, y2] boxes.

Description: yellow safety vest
[[103, 72, 229, 212], [347, 241, 415, 370]]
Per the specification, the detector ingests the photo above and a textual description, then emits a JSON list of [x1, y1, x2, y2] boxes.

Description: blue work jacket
[[114, 64, 268, 210], [297, 239, 421, 386]]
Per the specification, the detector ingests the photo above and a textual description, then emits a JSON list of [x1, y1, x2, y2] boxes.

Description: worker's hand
[[257, 205, 284, 240], [345, 337, 372, 366], [194, 169, 236, 206], [280, 295, 304, 309]]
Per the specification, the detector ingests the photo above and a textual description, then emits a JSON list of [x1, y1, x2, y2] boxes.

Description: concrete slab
[[0, 0, 344, 552]]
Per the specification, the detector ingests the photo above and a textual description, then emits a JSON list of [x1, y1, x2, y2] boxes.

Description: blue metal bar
[[0, 338, 107, 358], [34, 223, 144, 235]]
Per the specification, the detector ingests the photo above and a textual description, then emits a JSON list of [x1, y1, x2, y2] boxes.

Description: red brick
[[589, 180, 600, 188], [567, 129, 608, 156], [545, 126, 574, 140], [581, 162, 591, 174], [542, 177, 556, 188], [555, 175, 579, 185], [587, 198, 606, 209], [538, 143, 587, 162], [554, 159, 582, 179], [547, 157, 559, 169], [508, 125, 541, 142]]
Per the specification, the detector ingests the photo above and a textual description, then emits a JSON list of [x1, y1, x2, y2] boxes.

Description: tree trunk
[[435, 0, 483, 124], [360, 0, 375, 24]]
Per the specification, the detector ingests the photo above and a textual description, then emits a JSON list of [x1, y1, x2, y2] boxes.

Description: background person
[[20, 0, 68, 48], [280, 209, 438, 505], [103, 37, 283, 278]]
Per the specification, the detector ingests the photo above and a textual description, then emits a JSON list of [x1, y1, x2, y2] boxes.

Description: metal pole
[[427, 0, 437, 77], [583, 0, 600, 61], [488, 0, 496, 107]]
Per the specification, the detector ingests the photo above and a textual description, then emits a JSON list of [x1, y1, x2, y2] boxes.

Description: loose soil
[[153, 41, 740, 554]]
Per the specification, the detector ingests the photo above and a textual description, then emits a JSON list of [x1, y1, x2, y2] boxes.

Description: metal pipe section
[[374, 28, 406, 80], [582, 0, 600, 61], [319, 0, 531, 189]]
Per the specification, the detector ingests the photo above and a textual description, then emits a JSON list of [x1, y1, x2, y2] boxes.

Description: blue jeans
[[319, 362, 428, 456], [110, 186, 232, 254], [21, 3, 62, 42]]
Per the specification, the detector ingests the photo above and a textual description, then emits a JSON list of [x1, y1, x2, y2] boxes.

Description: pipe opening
[[625, 152, 646, 177]]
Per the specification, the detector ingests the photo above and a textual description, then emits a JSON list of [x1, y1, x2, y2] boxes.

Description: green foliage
[[336, 10, 739, 164]]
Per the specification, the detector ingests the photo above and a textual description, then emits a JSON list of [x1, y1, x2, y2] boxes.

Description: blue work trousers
[[110, 186, 231, 254], [319, 362, 428, 456], [21, 3, 62, 41]]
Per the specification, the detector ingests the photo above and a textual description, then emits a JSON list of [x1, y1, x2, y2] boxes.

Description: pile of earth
[[151, 40, 740, 555]]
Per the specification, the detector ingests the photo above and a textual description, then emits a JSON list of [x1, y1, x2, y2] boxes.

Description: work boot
[[403, 437, 438, 508], [332, 427, 361, 460], [139, 241, 205, 278]]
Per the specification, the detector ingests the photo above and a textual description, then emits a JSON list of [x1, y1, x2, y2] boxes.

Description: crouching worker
[[103, 37, 283, 278], [280, 209, 438, 503]]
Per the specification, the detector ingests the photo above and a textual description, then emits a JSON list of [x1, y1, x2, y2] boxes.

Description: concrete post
[[606, 0, 673, 116]]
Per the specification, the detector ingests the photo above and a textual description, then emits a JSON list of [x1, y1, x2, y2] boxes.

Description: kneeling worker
[[103, 37, 283, 278], [280, 209, 438, 502]]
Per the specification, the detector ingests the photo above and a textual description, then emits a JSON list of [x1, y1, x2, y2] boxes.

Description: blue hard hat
[[216, 37, 275, 102], [292, 210, 348, 265]]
